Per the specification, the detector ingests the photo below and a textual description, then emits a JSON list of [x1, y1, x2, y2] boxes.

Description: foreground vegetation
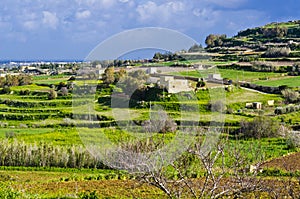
[[1, 20, 300, 198]]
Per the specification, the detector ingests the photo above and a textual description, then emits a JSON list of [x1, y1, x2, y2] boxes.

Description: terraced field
[[0, 73, 298, 198], [173, 69, 285, 82], [254, 76, 300, 87]]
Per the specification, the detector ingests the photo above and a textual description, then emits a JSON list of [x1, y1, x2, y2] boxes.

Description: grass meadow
[[0, 72, 298, 198], [254, 76, 300, 87]]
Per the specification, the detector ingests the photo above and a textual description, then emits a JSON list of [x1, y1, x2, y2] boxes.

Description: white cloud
[[76, 10, 91, 20], [206, 0, 247, 8], [136, 1, 186, 22], [23, 20, 38, 30], [43, 11, 59, 29], [100, 0, 116, 8], [76, 0, 116, 9], [193, 8, 212, 17]]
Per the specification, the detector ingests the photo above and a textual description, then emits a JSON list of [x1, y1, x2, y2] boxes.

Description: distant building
[[267, 100, 275, 106], [24, 68, 46, 75], [245, 103, 253, 109], [159, 76, 192, 94], [193, 64, 203, 70], [146, 67, 157, 74], [253, 102, 262, 109], [246, 102, 262, 109], [208, 74, 222, 80]]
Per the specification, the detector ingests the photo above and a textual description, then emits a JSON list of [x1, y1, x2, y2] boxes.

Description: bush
[[78, 190, 99, 199], [281, 89, 299, 103], [19, 89, 30, 95], [208, 100, 225, 113], [60, 87, 68, 96], [142, 108, 177, 133], [275, 107, 285, 115], [240, 116, 281, 138], [264, 47, 291, 58], [0, 184, 20, 199], [286, 131, 300, 150], [2, 86, 11, 94], [48, 89, 58, 100]]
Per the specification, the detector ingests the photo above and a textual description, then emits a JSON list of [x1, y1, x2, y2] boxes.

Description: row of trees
[[153, 52, 185, 61], [205, 34, 227, 48], [102, 67, 127, 85], [0, 74, 32, 87], [237, 25, 288, 38], [262, 26, 288, 38], [275, 104, 300, 115]]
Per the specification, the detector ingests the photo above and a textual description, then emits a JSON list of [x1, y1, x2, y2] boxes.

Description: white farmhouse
[[160, 76, 193, 94]]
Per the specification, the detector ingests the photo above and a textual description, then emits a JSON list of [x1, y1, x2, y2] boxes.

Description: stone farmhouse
[[159, 76, 193, 94]]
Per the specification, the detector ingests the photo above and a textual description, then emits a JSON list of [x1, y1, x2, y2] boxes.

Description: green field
[[173, 69, 284, 82], [254, 76, 300, 87], [0, 67, 299, 198]]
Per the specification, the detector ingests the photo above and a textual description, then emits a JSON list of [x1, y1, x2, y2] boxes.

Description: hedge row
[[0, 108, 66, 114], [274, 104, 300, 115], [218, 63, 300, 75], [0, 113, 58, 121], [0, 139, 106, 168], [0, 99, 74, 108], [0, 112, 114, 121], [239, 82, 281, 94]]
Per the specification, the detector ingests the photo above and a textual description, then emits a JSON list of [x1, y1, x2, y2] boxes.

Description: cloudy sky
[[0, 0, 299, 60]]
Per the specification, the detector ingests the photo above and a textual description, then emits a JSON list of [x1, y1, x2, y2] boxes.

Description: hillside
[[200, 20, 300, 62]]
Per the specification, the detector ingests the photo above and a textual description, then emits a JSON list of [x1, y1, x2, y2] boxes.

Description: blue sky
[[0, 0, 299, 60]]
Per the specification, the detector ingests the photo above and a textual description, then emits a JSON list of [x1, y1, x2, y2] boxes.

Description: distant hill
[[201, 20, 300, 61]]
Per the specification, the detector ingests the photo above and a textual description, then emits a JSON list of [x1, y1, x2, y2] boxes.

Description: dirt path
[[240, 87, 269, 95]]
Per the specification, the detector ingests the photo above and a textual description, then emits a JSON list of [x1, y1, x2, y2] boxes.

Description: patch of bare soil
[[262, 152, 300, 172]]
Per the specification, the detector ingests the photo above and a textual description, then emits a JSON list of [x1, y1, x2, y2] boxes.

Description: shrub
[[60, 87, 68, 96], [264, 47, 291, 58], [5, 132, 16, 139], [142, 108, 177, 133], [0, 139, 106, 168], [240, 116, 281, 138], [275, 107, 285, 115], [286, 131, 300, 150], [0, 184, 20, 199], [208, 100, 225, 113], [19, 89, 30, 95], [48, 89, 57, 100], [2, 86, 11, 94], [78, 190, 99, 199], [281, 89, 299, 103]]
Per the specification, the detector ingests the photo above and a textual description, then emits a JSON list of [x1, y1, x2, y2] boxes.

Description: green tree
[[118, 76, 141, 95], [205, 34, 226, 47], [0, 77, 5, 87], [130, 70, 147, 81], [153, 52, 164, 60], [262, 26, 287, 38], [18, 75, 32, 86], [103, 67, 115, 84], [115, 68, 127, 82], [5, 74, 19, 86], [188, 44, 203, 52]]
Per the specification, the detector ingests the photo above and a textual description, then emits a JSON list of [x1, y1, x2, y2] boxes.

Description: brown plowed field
[[262, 152, 300, 171]]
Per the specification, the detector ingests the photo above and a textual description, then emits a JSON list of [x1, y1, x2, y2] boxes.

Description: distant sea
[[0, 59, 84, 67]]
